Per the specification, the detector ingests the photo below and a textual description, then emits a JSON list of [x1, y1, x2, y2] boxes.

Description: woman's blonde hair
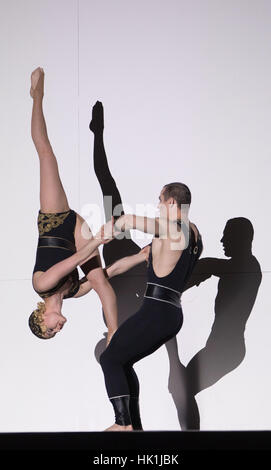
[[28, 301, 49, 339]]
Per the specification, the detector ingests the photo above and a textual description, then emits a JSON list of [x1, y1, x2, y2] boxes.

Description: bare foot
[[30, 67, 44, 99], [104, 423, 133, 431], [89, 101, 104, 134]]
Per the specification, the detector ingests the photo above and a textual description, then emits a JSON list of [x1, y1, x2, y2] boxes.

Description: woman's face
[[43, 311, 67, 338]]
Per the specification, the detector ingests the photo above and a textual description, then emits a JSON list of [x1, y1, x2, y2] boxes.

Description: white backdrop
[[0, 0, 270, 431]]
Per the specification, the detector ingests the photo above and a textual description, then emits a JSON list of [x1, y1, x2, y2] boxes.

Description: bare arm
[[114, 214, 183, 241], [34, 237, 102, 293], [34, 217, 115, 293], [106, 246, 149, 278], [72, 278, 93, 298], [73, 246, 150, 298]]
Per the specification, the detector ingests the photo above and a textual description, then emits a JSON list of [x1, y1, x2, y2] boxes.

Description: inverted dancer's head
[[158, 182, 191, 222], [28, 302, 67, 339]]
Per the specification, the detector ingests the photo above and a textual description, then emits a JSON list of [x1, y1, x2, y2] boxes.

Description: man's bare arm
[[114, 214, 183, 241], [73, 247, 150, 298], [106, 246, 150, 278]]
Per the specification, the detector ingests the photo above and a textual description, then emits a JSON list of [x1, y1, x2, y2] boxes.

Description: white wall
[[0, 0, 270, 431]]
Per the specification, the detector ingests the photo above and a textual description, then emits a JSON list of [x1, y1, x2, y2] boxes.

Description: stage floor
[[0, 430, 269, 450], [0, 431, 269, 467]]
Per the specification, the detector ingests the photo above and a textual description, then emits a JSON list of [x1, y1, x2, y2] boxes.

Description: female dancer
[[29, 67, 118, 342], [100, 184, 203, 431]]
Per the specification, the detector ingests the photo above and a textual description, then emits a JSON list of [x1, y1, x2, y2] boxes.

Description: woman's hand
[[95, 216, 121, 244], [113, 214, 129, 233]]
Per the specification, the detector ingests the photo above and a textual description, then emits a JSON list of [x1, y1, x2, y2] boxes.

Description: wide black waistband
[[38, 236, 76, 252], [144, 282, 181, 308]]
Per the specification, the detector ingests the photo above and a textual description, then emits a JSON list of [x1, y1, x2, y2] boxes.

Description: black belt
[[38, 236, 76, 252], [144, 282, 181, 308]]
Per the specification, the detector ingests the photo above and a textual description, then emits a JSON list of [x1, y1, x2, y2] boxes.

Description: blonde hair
[[28, 301, 49, 339]]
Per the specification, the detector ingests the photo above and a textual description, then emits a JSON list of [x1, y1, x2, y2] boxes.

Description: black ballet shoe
[[129, 396, 143, 430], [109, 396, 132, 426], [89, 101, 104, 134]]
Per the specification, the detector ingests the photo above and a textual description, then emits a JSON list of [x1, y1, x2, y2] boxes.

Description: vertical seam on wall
[[77, 0, 80, 208]]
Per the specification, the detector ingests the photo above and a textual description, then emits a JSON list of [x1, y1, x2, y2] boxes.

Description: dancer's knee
[[87, 267, 109, 292], [99, 348, 113, 370], [100, 348, 122, 371]]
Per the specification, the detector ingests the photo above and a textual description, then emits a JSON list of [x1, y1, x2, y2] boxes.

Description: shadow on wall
[[90, 102, 262, 429], [166, 217, 262, 429]]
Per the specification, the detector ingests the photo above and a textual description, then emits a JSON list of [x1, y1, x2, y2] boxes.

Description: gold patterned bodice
[[38, 211, 70, 236]]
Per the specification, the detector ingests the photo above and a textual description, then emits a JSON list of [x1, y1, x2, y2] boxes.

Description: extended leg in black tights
[[124, 363, 143, 430], [89, 101, 124, 223]]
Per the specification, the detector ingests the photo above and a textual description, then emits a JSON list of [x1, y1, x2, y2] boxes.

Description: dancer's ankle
[[33, 95, 43, 103]]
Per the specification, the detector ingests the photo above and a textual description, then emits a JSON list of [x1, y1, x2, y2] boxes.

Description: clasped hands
[[94, 215, 128, 245]]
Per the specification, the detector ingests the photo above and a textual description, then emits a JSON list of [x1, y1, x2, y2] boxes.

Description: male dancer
[[100, 183, 203, 431]]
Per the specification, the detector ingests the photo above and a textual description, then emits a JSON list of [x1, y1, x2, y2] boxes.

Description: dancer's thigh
[[106, 301, 182, 364], [39, 152, 70, 213]]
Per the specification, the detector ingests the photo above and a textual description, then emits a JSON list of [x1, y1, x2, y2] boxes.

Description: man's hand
[[139, 245, 151, 263], [113, 214, 129, 233]]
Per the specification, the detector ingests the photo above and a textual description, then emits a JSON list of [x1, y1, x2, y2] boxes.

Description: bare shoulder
[[189, 221, 199, 242], [32, 271, 44, 290]]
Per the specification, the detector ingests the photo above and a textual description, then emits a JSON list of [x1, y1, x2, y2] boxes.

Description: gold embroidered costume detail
[[38, 211, 70, 236]]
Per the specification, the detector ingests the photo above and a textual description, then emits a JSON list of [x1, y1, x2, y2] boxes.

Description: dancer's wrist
[[114, 214, 129, 232], [93, 232, 110, 245], [94, 216, 115, 245]]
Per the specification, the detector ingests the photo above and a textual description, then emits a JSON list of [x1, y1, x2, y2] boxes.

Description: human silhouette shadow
[[165, 217, 262, 429]]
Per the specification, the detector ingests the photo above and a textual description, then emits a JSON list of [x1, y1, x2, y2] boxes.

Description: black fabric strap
[[80, 255, 102, 276], [38, 236, 76, 252], [144, 283, 181, 308]]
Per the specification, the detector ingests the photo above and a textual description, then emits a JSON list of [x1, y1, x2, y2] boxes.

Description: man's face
[[157, 188, 175, 218], [157, 189, 166, 216], [157, 188, 180, 225]]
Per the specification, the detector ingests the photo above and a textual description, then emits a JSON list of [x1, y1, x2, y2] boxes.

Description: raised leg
[[89, 101, 140, 265], [74, 212, 118, 344], [30, 67, 70, 213], [89, 101, 124, 222]]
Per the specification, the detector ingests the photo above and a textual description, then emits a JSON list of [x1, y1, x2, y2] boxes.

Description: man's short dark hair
[[162, 182, 191, 209]]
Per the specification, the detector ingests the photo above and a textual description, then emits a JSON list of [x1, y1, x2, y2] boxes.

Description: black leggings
[[100, 297, 183, 399]]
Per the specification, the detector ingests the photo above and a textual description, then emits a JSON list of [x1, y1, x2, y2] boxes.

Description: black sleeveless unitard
[[100, 223, 203, 399], [32, 209, 87, 299]]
